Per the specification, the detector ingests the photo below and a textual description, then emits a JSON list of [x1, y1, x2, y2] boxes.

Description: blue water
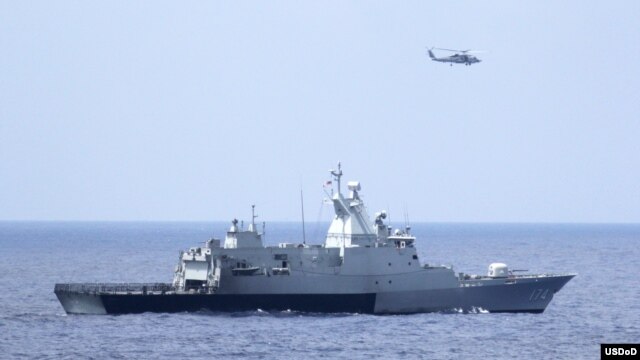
[[1, 222, 638, 359]]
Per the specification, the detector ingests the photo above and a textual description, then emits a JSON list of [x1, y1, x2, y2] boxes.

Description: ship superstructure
[[55, 163, 575, 315]]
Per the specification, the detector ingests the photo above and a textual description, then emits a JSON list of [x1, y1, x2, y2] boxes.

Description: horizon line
[[1, 219, 639, 225]]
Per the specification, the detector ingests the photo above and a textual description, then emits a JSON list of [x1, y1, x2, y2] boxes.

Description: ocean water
[[0, 222, 638, 359]]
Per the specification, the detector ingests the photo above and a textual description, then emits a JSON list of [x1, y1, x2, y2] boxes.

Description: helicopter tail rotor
[[427, 47, 436, 59]]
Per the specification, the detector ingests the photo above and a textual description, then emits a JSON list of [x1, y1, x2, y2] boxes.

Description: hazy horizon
[[1, 1, 639, 223], [2, 220, 639, 226]]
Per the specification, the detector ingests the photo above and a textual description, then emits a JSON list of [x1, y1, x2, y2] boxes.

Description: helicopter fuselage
[[428, 49, 481, 66]]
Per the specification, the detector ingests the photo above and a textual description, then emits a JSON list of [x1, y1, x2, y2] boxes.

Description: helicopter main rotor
[[433, 47, 485, 54]]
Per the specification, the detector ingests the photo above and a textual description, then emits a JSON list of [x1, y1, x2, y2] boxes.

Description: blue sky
[[1, 1, 639, 222]]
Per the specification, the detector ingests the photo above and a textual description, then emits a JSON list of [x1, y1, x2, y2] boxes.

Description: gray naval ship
[[55, 164, 575, 315]]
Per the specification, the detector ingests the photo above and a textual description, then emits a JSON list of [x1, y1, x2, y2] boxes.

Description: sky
[[1, 1, 639, 222]]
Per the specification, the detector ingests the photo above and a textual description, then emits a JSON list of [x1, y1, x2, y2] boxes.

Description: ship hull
[[56, 292, 377, 315], [375, 274, 574, 314], [54, 275, 573, 315]]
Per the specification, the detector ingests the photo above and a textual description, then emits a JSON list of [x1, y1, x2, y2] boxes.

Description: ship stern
[[54, 284, 107, 315]]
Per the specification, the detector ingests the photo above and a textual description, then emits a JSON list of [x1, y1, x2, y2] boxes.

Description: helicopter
[[428, 47, 483, 66]]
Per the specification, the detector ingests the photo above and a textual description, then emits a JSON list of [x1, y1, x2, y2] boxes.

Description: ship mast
[[249, 204, 258, 233], [300, 189, 306, 245], [329, 162, 346, 261], [330, 162, 343, 195]]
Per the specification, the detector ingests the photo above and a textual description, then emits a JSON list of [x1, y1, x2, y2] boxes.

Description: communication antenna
[[387, 202, 392, 236], [403, 203, 412, 235], [403, 203, 409, 228], [301, 189, 307, 245]]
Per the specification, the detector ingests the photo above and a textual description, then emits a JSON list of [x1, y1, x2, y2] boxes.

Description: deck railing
[[54, 283, 175, 294]]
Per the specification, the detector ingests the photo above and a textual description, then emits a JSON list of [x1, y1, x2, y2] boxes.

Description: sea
[[0, 222, 638, 359]]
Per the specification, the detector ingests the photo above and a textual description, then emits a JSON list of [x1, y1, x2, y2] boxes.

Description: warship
[[55, 163, 575, 315]]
